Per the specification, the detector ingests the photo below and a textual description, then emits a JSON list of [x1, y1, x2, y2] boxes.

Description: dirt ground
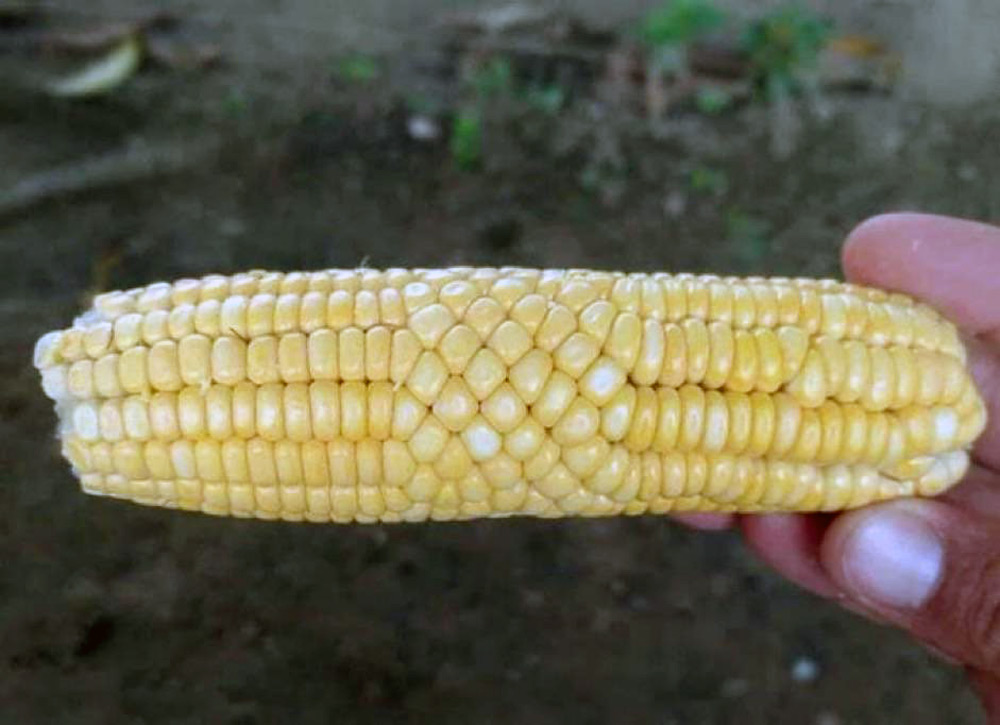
[[2, 1, 999, 723]]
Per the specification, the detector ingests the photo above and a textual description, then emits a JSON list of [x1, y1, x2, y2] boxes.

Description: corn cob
[[33, 268, 987, 523]]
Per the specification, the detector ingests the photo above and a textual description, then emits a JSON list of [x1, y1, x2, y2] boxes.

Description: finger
[[965, 335, 1000, 470], [941, 463, 1000, 519], [843, 213, 1000, 337], [670, 512, 735, 530], [821, 498, 1000, 674], [843, 214, 1000, 470], [741, 514, 841, 599]]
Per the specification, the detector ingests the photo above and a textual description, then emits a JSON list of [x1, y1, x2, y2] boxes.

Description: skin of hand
[[679, 213, 1000, 716]]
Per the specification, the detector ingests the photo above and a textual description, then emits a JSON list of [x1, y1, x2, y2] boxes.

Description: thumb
[[822, 497, 1000, 673]]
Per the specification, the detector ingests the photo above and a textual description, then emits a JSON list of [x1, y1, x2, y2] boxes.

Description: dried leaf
[[444, 4, 551, 34], [820, 34, 900, 90], [47, 34, 142, 98], [827, 35, 886, 59]]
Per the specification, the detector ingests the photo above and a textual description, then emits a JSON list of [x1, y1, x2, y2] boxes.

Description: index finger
[[843, 213, 1000, 470], [843, 213, 1000, 338]]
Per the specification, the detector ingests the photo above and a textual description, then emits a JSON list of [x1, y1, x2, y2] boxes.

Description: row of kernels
[[69, 465, 926, 520], [767, 276, 898, 303], [75, 469, 623, 521], [67, 381, 428, 444], [69, 445, 967, 519], [54, 291, 547, 372], [66, 436, 562, 514], [608, 384, 972, 467], [62, 390, 857, 503], [46, 281, 957, 371], [52, 328, 428, 399], [96, 267, 555, 321], [60, 361, 977, 474], [654, 451, 768, 504], [785, 340, 970, 410], [572, 447, 927, 512], [63, 373, 595, 455], [604, 274, 956, 353], [66, 436, 419, 489], [103, 268, 893, 322], [601, 317, 808, 393], [71, 471, 446, 522], [55, 290, 411, 364]]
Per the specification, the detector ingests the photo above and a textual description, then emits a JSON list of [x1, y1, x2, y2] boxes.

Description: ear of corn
[[34, 268, 987, 523]]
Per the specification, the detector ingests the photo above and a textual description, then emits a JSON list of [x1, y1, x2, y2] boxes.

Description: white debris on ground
[[407, 115, 441, 142], [790, 656, 821, 684]]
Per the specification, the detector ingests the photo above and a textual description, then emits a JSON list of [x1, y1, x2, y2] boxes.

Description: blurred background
[[2, 1, 999, 722]]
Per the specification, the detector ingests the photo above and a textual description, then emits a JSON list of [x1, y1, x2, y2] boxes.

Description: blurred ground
[[2, 1, 999, 723]]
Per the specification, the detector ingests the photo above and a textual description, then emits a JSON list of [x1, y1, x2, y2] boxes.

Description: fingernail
[[841, 509, 944, 609]]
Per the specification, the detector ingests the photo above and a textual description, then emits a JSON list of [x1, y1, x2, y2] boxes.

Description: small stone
[[407, 115, 440, 142], [663, 190, 687, 218], [790, 656, 821, 683]]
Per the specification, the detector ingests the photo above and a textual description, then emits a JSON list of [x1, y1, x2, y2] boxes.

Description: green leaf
[[695, 86, 732, 115], [471, 58, 513, 98], [742, 6, 832, 94], [524, 85, 565, 114], [336, 55, 380, 84], [725, 209, 772, 264], [689, 166, 728, 195], [450, 107, 483, 171], [639, 0, 724, 48]]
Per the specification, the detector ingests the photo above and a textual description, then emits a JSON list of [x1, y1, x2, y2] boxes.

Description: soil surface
[[2, 1, 998, 723]]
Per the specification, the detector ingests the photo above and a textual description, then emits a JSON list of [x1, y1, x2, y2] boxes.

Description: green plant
[[639, 0, 724, 48], [742, 6, 831, 97], [638, 0, 725, 101], [450, 57, 568, 170], [448, 59, 511, 172], [450, 107, 483, 171], [694, 86, 732, 115], [336, 54, 381, 84], [470, 58, 514, 98], [221, 88, 249, 118], [725, 209, 772, 265], [689, 166, 728, 195], [523, 84, 565, 115]]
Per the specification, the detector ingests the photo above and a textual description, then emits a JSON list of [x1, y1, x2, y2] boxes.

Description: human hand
[[681, 213, 1000, 715]]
